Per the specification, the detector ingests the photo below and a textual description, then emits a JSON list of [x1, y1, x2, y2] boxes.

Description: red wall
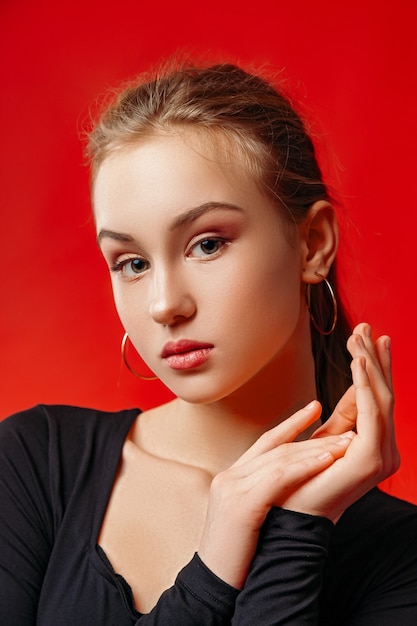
[[1, 0, 416, 503]]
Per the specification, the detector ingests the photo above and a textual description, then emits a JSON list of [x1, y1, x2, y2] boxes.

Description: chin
[[161, 373, 249, 406]]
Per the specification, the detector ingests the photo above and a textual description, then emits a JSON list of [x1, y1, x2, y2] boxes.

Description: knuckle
[[339, 406, 356, 422], [373, 457, 384, 477], [350, 333, 363, 348], [388, 450, 401, 475], [274, 442, 289, 456], [270, 465, 285, 483], [210, 468, 235, 493], [363, 455, 384, 481], [387, 393, 395, 412], [363, 443, 401, 483], [259, 429, 278, 447], [381, 388, 394, 409]]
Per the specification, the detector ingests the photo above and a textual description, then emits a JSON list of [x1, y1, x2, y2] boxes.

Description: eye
[[189, 237, 227, 259], [111, 256, 149, 279]]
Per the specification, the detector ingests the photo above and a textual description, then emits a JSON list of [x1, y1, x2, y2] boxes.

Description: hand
[[198, 323, 399, 589], [281, 322, 399, 520], [198, 403, 354, 588]]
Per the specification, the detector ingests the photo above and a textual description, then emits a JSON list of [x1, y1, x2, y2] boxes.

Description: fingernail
[[354, 334, 364, 347], [318, 451, 332, 461], [335, 437, 350, 446], [365, 325, 372, 337], [305, 400, 317, 410], [385, 336, 391, 351], [338, 431, 355, 442]]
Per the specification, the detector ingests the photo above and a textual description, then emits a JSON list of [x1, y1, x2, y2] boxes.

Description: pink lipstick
[[161, 340, 214, 370]]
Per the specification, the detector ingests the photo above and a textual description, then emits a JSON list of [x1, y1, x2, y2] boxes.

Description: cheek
[[225, 248, 301, 320], [110, 282, 142, 332], [248, 259, 302, 344], [207, 260, 302, 369]]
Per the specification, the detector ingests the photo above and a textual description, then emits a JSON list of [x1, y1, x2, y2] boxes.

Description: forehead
[[92, 130, 272, 228], [94, 128, 253, 185]]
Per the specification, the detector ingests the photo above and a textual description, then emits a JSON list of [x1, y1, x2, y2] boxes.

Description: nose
[[148, 267, 196, 326]]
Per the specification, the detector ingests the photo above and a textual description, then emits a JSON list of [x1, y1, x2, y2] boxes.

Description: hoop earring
[[306, 272, 337, 336], [121, 332, 158, 381]]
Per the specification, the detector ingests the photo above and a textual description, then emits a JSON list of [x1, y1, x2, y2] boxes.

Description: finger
[[348, 324, 380, 371], [349, 325, 391, 390], [314, 326, 392, 445], [341, 355, 399, 486], [374, 335, 393, 391], [242, 433, 355, 504], [311, 385, 357, 438], [348, 342, 398, 484], [349, 356, 381, 446], [237, 431, 355, 479], [373, 336, 397, 465], [232, 401, 322, 467], [347, 329, 393, 422], [347, 331, 378, 369]]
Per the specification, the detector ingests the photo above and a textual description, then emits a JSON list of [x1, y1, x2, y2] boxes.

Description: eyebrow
[[97, 230, 134, 245], [97, 202, 243, 245], [168, 202, 243, 230]]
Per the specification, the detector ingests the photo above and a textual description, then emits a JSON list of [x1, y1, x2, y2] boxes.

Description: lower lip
[[164, 348, 213, 370]]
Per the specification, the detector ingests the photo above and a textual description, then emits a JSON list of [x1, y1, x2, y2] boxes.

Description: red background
[[1, 0, 416, 503]]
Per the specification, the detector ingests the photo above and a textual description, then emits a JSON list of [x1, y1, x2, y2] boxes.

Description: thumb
[[311, 385, 357, 438]]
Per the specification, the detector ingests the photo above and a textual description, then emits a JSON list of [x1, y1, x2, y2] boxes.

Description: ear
[[300, 200, 339, 284]]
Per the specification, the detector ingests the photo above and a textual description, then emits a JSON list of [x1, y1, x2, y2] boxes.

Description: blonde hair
[[86, 61, 352, 418]]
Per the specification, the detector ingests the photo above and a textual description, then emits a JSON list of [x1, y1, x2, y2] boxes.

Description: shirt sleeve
[[136, 508, 332, 625], [134, 554, 239, 625], [319, 488, 417, 626], [231, 507, 334, 625], [0, 410, 54, 624]]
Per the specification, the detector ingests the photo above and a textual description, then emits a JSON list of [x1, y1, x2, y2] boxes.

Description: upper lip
[[161, 340, 214, 358]]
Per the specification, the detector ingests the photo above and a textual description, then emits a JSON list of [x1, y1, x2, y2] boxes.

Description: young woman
[[1, 62, 416, 625]]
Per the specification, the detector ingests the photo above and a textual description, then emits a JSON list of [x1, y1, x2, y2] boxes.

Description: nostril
[[149, 290, 196, 326]]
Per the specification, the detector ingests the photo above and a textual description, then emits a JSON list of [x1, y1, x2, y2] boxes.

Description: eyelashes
[[110, 256, 149, 277], [187, 237, 228, 259], [109, 236, 229, 281]]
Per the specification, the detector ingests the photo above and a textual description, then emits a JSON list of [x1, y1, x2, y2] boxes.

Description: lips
[[161, 340, 214, 370]]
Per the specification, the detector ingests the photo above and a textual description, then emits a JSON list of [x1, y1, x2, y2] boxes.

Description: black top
[[0, 405, 416, 625]]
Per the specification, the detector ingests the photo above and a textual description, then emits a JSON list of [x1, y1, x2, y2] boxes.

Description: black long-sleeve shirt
[[1, 405, 416, 625]]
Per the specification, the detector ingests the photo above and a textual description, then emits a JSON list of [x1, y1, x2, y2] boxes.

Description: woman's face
[[94, 131, 308, 404]]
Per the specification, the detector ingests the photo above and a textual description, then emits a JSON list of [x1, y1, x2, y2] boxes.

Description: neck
[[135, 319, 319, 476]]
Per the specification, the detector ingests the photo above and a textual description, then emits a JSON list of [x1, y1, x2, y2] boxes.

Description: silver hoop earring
[[121, 332, 158, 381], [306, 272, 337, 336]]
